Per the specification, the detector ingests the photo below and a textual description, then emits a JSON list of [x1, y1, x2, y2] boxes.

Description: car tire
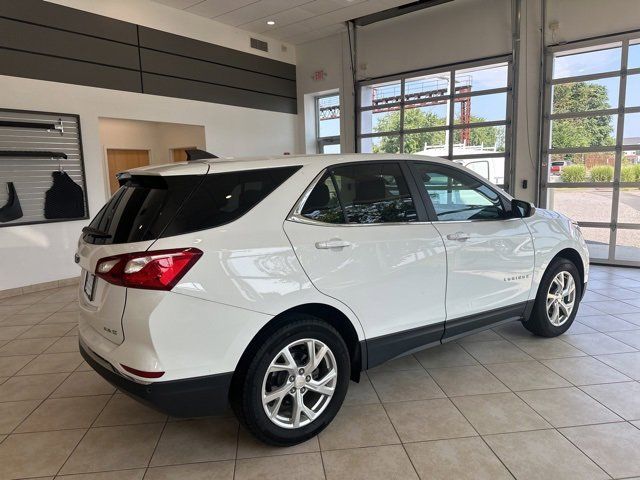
[[523, 257, 582, 337], [231, 314, 350, 446]]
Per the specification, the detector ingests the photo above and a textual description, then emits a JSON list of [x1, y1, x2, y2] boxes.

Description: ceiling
[[151, 0, 421, 44]]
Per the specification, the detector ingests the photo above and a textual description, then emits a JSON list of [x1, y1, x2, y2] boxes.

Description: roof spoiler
[[185, 149, 218, 161]]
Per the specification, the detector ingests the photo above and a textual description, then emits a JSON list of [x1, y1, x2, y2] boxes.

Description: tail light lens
[[95, 248, 203, 290]]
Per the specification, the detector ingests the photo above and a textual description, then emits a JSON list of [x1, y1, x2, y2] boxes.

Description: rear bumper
[[79, 339, 233, 417]]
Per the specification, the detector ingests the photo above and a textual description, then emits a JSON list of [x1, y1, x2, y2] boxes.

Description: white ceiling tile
[[214, 0, 313, 26], [241, 6, 316, 33], [152, 0, 203, 9], [299, 0, 369, 16], [152, 0, 427, 45], [185, 0, 259, 18], [263, 22, 310, 39], [286, 23, 346, 44]]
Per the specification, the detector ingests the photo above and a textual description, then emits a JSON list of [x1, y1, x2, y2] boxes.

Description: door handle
[[447, 232, 470, 242], [315, 239, 351, 250]]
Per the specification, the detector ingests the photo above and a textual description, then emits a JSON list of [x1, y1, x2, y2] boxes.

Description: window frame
[[356, 55, 513, 191], [541, 32, 640, 267], [407, 161, 513, 223], [315, 93, 341, 154], [288, 160, 429, 226]]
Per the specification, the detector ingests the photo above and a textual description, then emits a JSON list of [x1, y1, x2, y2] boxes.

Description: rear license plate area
[[84, 271, 96, 301]]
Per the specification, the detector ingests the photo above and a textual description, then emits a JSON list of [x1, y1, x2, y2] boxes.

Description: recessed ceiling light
[[266, 20, 276, 25]]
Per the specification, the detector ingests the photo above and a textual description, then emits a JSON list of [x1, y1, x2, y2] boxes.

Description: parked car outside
[[550, 159, 573, 175]]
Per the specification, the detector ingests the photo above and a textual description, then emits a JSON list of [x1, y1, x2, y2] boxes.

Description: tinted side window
[[300, 162, 418, 225], [413, 163, 506, 221], [163, 166, 300, 236], [333, 163, 417, 224], [300, 174, 345, 224]]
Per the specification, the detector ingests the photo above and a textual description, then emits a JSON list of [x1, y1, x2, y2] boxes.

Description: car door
[[409, 161, 535, 340], [283, 161, 447, 367]]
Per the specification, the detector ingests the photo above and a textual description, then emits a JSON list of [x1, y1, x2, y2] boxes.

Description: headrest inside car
[[355, 177, 386, 203]]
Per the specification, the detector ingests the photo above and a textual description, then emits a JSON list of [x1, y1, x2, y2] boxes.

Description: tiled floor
[[1, 265, 640, 479]]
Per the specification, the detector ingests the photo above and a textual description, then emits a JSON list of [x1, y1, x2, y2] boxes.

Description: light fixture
[[266, 20, 275, 25]]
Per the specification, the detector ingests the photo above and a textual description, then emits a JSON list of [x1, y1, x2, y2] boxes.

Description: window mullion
[[329, 171, 349, 224], [399, 79, 405, 153]]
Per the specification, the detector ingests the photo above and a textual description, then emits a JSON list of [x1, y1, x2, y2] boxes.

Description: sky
[[551, 43, 640, 142]]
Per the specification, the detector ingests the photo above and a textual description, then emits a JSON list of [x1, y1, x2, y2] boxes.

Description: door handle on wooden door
[[315, 239, 351, 249], [446, 232, 470, 241]]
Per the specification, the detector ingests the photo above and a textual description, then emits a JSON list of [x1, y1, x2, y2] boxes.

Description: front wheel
[[523, 258, 582, 337], [231, 315, 350, 446]]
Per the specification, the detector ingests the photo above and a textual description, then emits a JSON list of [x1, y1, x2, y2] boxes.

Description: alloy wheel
[[546, 270, 576, 326], [261, 338, 337, 429]]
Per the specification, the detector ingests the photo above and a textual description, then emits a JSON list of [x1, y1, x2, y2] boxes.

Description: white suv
[[76, 153, 588, 445]]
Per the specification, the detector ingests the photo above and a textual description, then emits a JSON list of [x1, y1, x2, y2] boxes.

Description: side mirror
[[511, 199, 536, 218]]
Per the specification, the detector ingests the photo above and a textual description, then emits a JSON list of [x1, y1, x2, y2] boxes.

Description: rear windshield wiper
[[82, 226, 112, 239]]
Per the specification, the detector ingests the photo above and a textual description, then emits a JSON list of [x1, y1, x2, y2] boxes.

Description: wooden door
[[106, 149, 150, 194], [172, 147, 197, 162]]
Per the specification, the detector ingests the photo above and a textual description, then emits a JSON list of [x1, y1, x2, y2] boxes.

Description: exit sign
[[312, 70, 326, 81]]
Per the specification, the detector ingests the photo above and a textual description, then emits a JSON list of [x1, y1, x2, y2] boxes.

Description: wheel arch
[[231, 303, 364, 397], [552, 247, 586, 287]]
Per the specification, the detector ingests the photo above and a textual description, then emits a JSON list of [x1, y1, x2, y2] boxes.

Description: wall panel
[[0, 0, 296, 113], [142, 73, 297, 114], [0, 0, 138, 44], [140, 49, 296, 99], [138, 27, 296, 81], [0, 49, 142, 93]]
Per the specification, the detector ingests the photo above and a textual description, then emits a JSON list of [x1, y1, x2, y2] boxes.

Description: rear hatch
[[77, 163, 209, 344]]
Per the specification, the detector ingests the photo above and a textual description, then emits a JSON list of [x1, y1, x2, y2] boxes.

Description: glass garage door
[[357, 56, 513, 191], [542, 36, 640, 266]]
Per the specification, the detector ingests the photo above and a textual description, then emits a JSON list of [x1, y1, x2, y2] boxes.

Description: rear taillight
[[95, 248, 203, 290]]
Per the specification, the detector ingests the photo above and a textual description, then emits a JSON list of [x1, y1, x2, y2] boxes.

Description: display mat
[[0, 108, 88, 227]]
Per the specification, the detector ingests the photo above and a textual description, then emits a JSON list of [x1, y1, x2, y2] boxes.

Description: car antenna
[[185, 149, 218, 161]]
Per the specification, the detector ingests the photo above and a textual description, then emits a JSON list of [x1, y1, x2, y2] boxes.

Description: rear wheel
[[523, 258, 582, 337], [231, 315, 350, 446]]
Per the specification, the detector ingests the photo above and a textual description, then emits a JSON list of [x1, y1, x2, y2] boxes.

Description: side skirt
[[364, 301, 532, 370], [364, 322, 443, 370], [441, 301, 529, 342]]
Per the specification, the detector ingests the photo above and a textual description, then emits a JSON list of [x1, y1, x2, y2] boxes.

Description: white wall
[[545, 0, 640, 45], [156, 123, 206, 161], [46, 0, 296, 64], [357, 0, 511, 80], [0, 75, 297, 291], [295, 32, 358, 154], [99, 118, 206, 166]]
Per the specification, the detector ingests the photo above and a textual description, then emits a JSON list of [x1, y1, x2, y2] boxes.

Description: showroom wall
[[48, 0, 296, 64], [0, 76, 297, 292], [0, 0, 298, 292], [295, 0, 640, 202], [99, 119, 206, 166]]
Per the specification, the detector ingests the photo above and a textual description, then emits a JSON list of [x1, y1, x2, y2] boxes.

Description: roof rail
[[185, 149, 218, 161]]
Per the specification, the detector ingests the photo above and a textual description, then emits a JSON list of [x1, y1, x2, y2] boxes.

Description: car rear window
[[84, 166, 300, 245], [84, 175, 202, 245], [161, 166, 301, 237]]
